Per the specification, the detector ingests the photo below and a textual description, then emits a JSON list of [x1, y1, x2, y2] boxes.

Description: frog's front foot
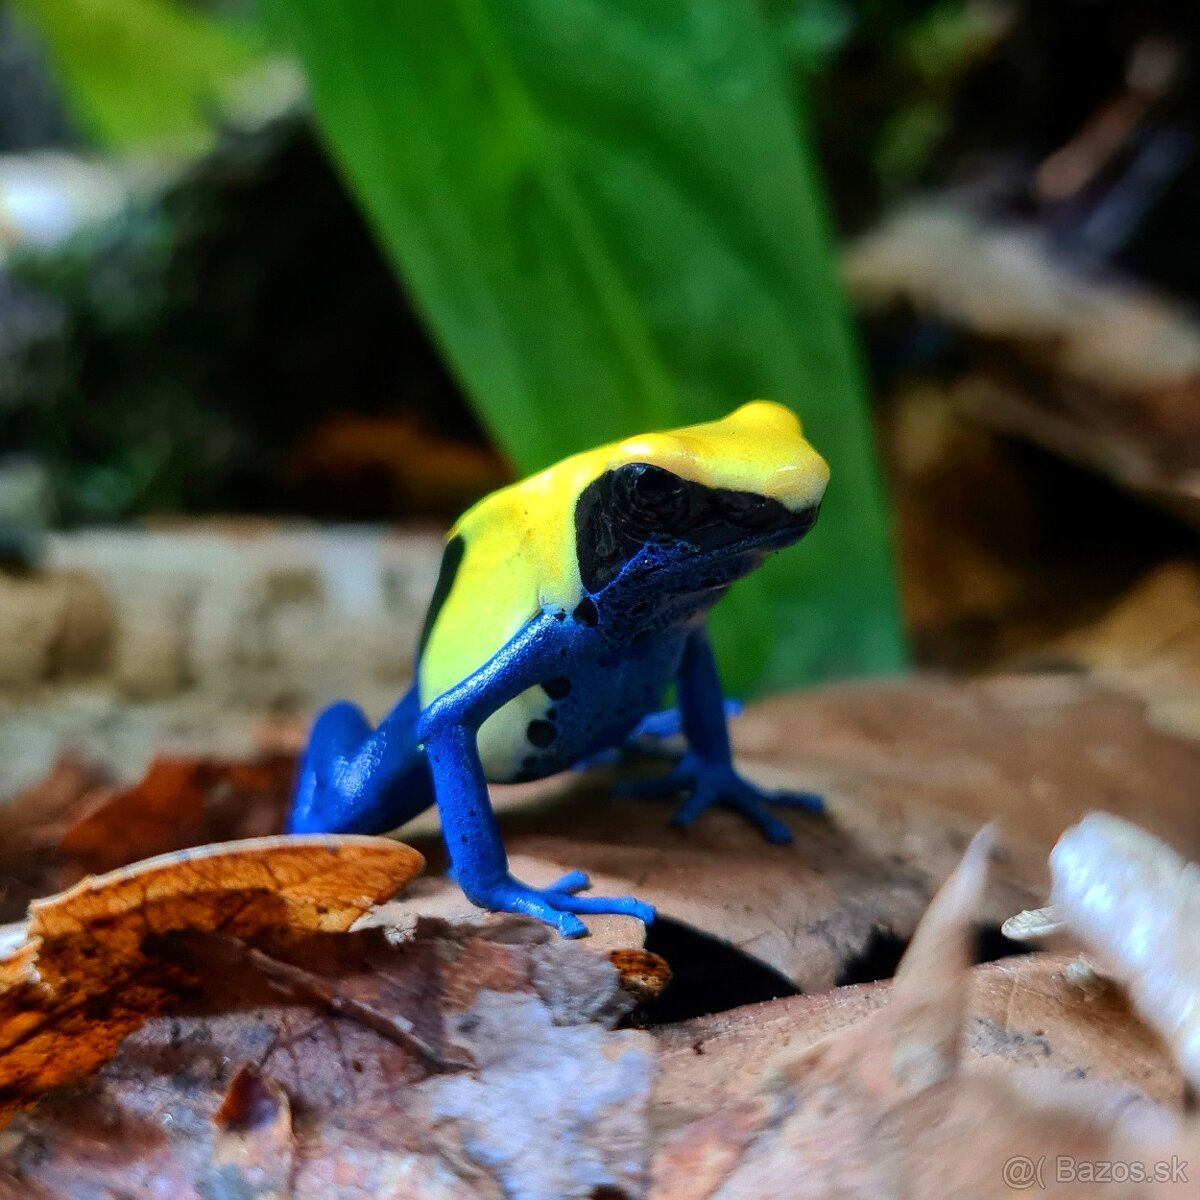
[[460, 869, 656, 939], [615, 752, 823, 845]]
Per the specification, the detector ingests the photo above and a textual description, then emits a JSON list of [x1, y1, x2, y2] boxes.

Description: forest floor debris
[[0, 675, 1196, 1196]]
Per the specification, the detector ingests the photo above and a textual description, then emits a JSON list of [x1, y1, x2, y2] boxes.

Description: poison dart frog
[[288, 401, 830, 936]]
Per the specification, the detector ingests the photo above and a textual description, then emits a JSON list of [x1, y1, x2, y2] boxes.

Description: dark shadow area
[[975, 923, 1040, 965], [836, 923, 1040, 988], [638, 917, 801, 1025], [836, 926, 909, 988]]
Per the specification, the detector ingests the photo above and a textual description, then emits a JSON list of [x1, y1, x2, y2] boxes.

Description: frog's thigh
[[476, 686, 555, 779]]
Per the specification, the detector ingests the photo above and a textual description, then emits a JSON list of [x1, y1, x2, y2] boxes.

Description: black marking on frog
[[417, 534, 465, 657], [527, 719, 557, 748], [541, 676, 572, 700]]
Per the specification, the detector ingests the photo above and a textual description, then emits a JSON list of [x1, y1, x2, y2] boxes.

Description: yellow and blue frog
[[288, 401, 830, 936]]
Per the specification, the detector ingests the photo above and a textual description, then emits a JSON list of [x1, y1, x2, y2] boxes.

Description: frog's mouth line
[[623, 502, 822, 596], [688, 500, 821, 557]]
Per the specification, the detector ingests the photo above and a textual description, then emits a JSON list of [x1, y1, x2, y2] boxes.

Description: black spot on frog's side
[[527, 719, 556, 748], [541, 676, 572, 701], [416, 534, 465, 657]]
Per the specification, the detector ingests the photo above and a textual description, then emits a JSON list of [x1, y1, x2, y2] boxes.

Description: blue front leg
[[617, 625, 823, 843], [418, 616, 656, 938]]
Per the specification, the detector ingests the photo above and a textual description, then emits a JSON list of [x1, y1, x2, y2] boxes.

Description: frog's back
[[418, 458, 585, 700]]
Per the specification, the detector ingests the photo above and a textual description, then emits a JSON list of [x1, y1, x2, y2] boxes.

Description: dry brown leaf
[[288, 412, 510, 513], [58, 754, 296, 882], [736, 675, 1200, 875], [652, 952, 1187, 1150], [210, 1064, 296, 1200], [17, 672, 1200, 997], [0, 754, 109, 921], [887, 825, 993, 1091], [609, 948, 672, 1004], [649, 830, 1193, 1200], [404, 673, 1200, 989], [403, 774, 1025, 992], [1055, 563, 1200, 681], [0, 834, 423, 1125], [0, 916, 655, 1199], [33, 833, 422, 949]]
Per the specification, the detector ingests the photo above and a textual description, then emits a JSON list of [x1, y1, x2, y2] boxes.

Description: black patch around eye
[[628, 464, 692, 526], [527, 720, 556, 748], [541, 676, 572, 700], [623, 462, 686, 505], [575, 464, 688, 592], [573, 464, 816, 593], [417, 534, 465, 658]]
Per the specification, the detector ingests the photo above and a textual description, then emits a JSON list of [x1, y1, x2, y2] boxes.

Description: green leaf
[[12, 0, 259, 150], [260, 0, 906, 692]]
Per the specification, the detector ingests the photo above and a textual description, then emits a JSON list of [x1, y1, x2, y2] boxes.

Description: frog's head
[[574, 401, 829, 595]]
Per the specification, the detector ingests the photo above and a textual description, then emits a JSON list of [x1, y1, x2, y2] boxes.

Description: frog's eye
[[627, 463, 683, 503], [619, 464, 690, 527]]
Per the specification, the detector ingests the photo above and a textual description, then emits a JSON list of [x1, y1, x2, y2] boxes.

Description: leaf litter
[[0, 834, 424, 1126], [0, 678, 1197, 1195]]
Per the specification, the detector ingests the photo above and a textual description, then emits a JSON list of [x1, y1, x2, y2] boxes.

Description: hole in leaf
[[836, 922, 1038, 988], [837, 927, 908, 987], [974, 923, 1037, 965], [637, 917, 800, 1024]]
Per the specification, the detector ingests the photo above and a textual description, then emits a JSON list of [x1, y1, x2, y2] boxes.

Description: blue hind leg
[[288, 684, 436, 835], [615, 627, 823, 843]]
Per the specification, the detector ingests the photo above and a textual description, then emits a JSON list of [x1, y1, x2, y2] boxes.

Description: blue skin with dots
[[288, 526, 822, 938]]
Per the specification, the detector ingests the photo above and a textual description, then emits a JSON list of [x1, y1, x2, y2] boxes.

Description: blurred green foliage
[[772, 0, 1007, 227], [11, 0, 259, 149], [261, 0, 907, 692]]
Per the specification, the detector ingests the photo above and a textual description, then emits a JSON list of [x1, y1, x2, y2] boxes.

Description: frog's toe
[[725, 789, 795, 845], [550, 893, 657, 925], [767, 787, 825, 813], [497, 885, 590, 938], [671, 779, 794, 845], [668, 782, 719, 828], [547, 869, 591, 894], [467, 874, 654, 937], [531, 887, 656, 932], [553, 912, 590, 938]]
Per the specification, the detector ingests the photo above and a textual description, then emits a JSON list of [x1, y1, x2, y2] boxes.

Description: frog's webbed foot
[[463, 870, 656, 939], [615, 751, 823, 845]]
